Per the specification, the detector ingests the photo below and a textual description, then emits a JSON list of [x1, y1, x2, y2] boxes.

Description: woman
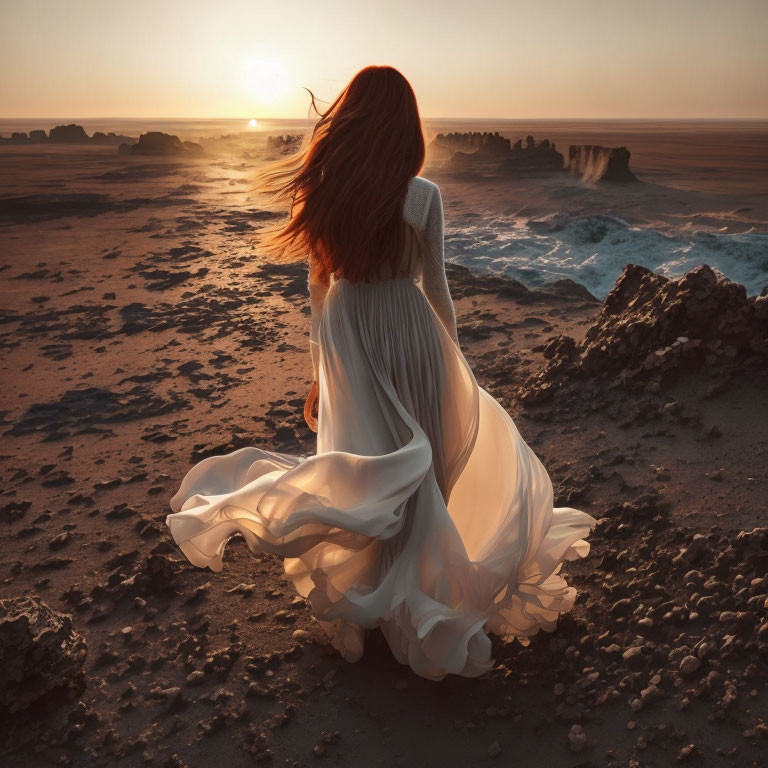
[[166, 65, 597, 681]]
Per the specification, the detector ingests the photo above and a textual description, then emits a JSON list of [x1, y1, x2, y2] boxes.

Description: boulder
[[0, 595, 87, 714], [29, 129, 48, 142]]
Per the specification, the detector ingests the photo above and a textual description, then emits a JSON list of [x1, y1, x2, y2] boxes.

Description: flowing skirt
[[166, 276, 597, 680]]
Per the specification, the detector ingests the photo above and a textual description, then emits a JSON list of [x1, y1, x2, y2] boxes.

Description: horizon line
[[2, 115, 768, 122]]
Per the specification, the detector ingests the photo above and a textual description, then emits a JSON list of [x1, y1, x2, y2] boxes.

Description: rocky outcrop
[[49, 124, 90, 143], [90, 131, 135, 145], [0, 125, 136, 145], [0, 595, 87, 714], [497, 135, 565, 174], [429, 131, 512, 160], [266, 134, 303, 154], [121, 132, 204, 156], [429, 132, 565, 175], [523, 264, 768, 400], [568, 145, 637, 182]]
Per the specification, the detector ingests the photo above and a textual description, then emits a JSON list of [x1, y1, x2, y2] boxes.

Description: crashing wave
[[445, 212, 768, 299]]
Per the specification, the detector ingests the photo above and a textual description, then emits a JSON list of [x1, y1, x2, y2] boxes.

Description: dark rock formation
[[91, 131, 135, 145], [118, 131, 203, 155], [568, 145, 637, 182], [498, 135, 565, 174], [428, 132, 564, 175], [124, 132, 204, 156], [1, 125, 137, 146], [0, 595, 87, 714], [49, 124, 90, 143], [523, 264, 768, 399], [542, 277, 599, 302], [430, 131, 512, 160]]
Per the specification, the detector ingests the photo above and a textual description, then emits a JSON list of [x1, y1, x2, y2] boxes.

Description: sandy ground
[[0, 145, 766, 767]]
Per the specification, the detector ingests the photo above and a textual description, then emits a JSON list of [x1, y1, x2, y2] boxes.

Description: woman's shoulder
[[405, 175, 439, 222], [409, 175, 440, 194]]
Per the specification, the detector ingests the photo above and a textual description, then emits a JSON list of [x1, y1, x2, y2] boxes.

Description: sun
[[245, 57, 290, 105], [248, 118, 258, 128]]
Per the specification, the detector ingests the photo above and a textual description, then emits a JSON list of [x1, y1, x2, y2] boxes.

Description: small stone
[[679, 655, 702, 675], [622, 646, 645, 667], [49, 532, 71, 550], [185, 670, 205, 686], [568, 723, 587, 753], [677, 744, 697, 761], [641, 684, 659, 701], [488, 741, 502, 758]]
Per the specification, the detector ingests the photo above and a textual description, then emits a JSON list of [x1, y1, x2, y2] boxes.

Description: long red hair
[[254, 65, 426, 283]]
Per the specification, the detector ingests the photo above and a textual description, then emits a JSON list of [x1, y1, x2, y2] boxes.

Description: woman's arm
[[308, 257, 330, 380], [420, 183, 459, 345]]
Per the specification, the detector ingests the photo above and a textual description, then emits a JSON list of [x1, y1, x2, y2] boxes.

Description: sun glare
[[245, 57, 290, 105], [248, 118, 258, 128]]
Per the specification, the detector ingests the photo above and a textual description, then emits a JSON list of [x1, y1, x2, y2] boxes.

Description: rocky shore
[[0, 145, 766, 767]]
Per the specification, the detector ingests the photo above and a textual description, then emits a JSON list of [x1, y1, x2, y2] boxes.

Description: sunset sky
[[1, 0, 766, 119]]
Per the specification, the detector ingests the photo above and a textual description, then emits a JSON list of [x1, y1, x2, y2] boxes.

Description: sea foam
[[445, 212, 768, 299]]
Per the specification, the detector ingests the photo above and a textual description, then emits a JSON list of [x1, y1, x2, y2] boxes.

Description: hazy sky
[[1, 0, 767, 119]]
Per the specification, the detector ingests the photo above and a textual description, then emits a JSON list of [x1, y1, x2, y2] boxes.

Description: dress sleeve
[[419, 184, 459, 345], [308, 260, 330, 381]]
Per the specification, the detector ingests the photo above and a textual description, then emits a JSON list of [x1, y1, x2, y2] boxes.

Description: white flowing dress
[[166, 175, 597, 681]]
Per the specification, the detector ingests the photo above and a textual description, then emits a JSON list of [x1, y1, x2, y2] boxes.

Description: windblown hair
[[254, 65, 426, 283]]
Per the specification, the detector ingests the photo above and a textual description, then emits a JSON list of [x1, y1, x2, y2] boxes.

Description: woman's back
[[318, 175, 459, 347], [331, 175, 438, 280]]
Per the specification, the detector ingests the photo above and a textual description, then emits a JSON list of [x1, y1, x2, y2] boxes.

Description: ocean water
[[445, 210, 768, 299], [2, 117, 767, 297]]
